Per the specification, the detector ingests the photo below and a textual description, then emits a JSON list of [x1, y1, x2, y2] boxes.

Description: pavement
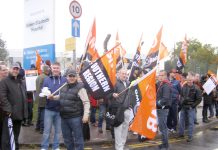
[[19, 106, 218, 148]]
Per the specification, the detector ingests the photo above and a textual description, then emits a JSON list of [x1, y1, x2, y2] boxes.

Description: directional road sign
[[72, 19, 80, 37]]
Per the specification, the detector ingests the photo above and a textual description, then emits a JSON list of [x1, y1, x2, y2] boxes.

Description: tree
[[0, 35, 8, 61], [165, 38, 218, 75]]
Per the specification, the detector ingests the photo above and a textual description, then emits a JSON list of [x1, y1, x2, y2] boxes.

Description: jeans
[[41, 109, 61, 150], [179, 108, 195, 138], [114, 109, 130, 150], [167, 103, 178, 130], [36, 107, 45, 131], [209, 102, 215, 117], [202, 104, 210, 120], [90, 106, 97, 124], [157, 109, 169, 147], [61, 117, 84, 150], [98, 104, 106, 128]]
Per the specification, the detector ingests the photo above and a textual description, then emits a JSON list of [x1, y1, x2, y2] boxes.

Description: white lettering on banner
[[135, 89, 140, 104], [83, 69, 99, 92], [91, 63, 110, 92], [147, 109, 157, 132], [144, 55, 158, 67]]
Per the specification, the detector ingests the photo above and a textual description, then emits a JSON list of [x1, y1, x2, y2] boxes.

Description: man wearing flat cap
[[48, 69, 90, 150], [0, 62, 28, 150]]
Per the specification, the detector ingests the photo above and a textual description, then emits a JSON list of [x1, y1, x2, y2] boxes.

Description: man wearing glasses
[[0, 62, 28, 150]]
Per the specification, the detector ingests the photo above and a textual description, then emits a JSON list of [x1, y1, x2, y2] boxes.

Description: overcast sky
[[0, 0, 218, 57]]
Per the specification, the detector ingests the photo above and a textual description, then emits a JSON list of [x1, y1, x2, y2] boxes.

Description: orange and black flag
[[36, 51, 42, 74], [83, 18, 99, 62], [177, 35, 188, 72], [114, 32, 126, 71], [143, 26, 163, 74], [129, 67, 157, 139], [128, 33, 143, 82], [79, 44, 119, 99], [159, 42, 169, 61]]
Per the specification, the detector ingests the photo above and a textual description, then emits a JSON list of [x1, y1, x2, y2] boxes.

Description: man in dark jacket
[[109, 68, 130, 150], [178, 74, 202, 142], [41, 62, 67, 150], [167, 69, 181, 133], [0, 62, 9, 150], [156, 70, 172, 150], [49, 69, 90, 150], [0, 62, 28, 150]]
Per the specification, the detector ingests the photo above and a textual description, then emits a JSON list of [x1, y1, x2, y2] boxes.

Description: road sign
[[72, 19, 80, 37], [65, 37, 76, 51], [69, 0, 82, 18]]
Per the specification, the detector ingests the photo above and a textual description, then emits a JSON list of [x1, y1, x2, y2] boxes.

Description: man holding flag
[[109, 68, 130, 150]]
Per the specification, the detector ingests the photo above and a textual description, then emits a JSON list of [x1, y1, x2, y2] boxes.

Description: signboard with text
[[25, 70, 38, 91], [24, 0, 55, 69]]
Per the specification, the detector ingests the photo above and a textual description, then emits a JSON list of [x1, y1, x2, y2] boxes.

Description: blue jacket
[[170, 78, 181, 104], [42, 76, 67, 112]]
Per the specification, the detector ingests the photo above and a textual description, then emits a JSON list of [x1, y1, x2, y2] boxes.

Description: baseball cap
[[12, 62, 21, 69], [66, 69, 77, 76]]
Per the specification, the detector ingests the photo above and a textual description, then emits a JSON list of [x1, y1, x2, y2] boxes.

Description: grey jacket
[[109, 79, 130, 108], [35, 73, 48, 107]]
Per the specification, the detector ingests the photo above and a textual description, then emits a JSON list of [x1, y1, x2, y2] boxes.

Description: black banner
[[79, 61, 114, 100]]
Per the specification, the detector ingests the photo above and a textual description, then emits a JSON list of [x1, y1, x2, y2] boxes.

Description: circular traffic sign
[[69, 0, 82, 18]]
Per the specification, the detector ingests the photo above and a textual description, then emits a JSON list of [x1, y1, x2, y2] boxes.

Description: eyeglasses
[[68, 74, 76, 78]]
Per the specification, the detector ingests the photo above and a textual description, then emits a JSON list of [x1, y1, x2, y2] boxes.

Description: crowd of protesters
[[0, 60, 217, 150]]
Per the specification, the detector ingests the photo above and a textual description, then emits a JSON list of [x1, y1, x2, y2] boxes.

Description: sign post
[[65, 37, 77, 70], [69, 0, 82, 70]]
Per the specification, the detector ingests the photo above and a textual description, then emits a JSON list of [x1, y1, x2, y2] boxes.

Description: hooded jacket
[[42, 75, 67, 112]]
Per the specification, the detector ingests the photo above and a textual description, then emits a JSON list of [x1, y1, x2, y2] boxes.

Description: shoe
[[158, 144, 169, 150], [208, 116, 213, 118], [22, 122, 29, 127], [35, 128, 40, 132], [203, 119, 209, 123], [40, 130, 44, 134], [106, 126, 111, 131], [28, 122, 34, 126], [91, 122, 98, 127], [170, 129, 176, 134], [187, 137, 193, 142], [98, 128, 103, 133], [176, 134, 185, 139], [194, 121, 199, 125]]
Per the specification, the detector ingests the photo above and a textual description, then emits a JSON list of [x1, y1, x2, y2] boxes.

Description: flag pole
[[117, 87, 130, 97]]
